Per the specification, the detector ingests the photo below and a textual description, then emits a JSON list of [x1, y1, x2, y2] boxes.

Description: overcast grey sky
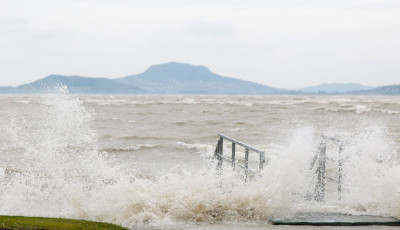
[[1, 0, 399, 89]]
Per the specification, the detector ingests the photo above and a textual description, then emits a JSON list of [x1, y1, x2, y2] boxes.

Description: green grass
[[0, 215, 127, 230]]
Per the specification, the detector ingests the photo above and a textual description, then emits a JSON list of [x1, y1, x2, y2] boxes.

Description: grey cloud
[[182, 19, 235, 37]]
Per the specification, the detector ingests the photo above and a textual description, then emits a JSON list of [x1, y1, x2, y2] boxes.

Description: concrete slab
[[271, 213, 400, 226]]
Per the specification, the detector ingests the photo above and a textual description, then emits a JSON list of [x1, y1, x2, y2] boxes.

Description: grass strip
[[0, 215, 127, 230]]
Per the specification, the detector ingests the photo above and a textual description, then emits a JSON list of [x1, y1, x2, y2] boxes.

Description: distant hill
[[299, 83, 373, 93], [0, 86, 13, 93], [0, 62, 398, 95], [348, 85, 400, 95], [116, 62, 287, 95], [1, 75, 146, 94]]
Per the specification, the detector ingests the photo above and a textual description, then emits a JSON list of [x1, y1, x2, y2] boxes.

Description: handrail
[[214, 134, 266, 176], [218, 134, 265, 155]]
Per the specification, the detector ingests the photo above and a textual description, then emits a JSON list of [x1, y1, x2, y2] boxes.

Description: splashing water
[[0, 92, 121, 220], [0, 93, 400, 229]]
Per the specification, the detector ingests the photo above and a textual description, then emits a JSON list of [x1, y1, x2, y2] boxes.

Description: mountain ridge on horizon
[[1, 75, 146, 94], [0, 62, 399, 95], [115, 62, 288, 94]]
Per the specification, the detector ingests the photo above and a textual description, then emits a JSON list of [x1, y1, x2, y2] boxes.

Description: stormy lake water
[[0, 94, 400, 230]]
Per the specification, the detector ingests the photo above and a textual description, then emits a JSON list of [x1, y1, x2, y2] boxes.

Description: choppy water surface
[[1, 94, 400, 229]]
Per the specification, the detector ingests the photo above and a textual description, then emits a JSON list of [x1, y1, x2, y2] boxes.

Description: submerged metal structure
[[308, 135, 345, 202], [213, 134, 266, 176], [213, 134, 400, 226]]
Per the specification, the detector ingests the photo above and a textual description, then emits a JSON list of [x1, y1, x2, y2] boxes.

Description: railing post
[[245, 148, 249, 177], [217, 137, 223, 169], [232, 143, 236, 170], [214, 140, 219, 158], [315, 137, 326, 202], [338, 143, 344, 200], [259, 152, 265, 170]]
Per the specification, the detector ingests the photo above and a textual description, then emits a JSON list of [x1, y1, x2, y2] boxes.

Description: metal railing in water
[[214, 134, 266, 176], [214, 133, 347, 201], [309, 135, 346, 202]]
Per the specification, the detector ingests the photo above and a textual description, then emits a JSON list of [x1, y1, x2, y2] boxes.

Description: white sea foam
[[14, 100, 31, 104], [324, 104, 372, 114], [375, 109, 400, 115], [101, 144, 159, 152]]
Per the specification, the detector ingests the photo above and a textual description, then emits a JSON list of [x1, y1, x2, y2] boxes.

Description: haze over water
[[1, 94, 400, 229]]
